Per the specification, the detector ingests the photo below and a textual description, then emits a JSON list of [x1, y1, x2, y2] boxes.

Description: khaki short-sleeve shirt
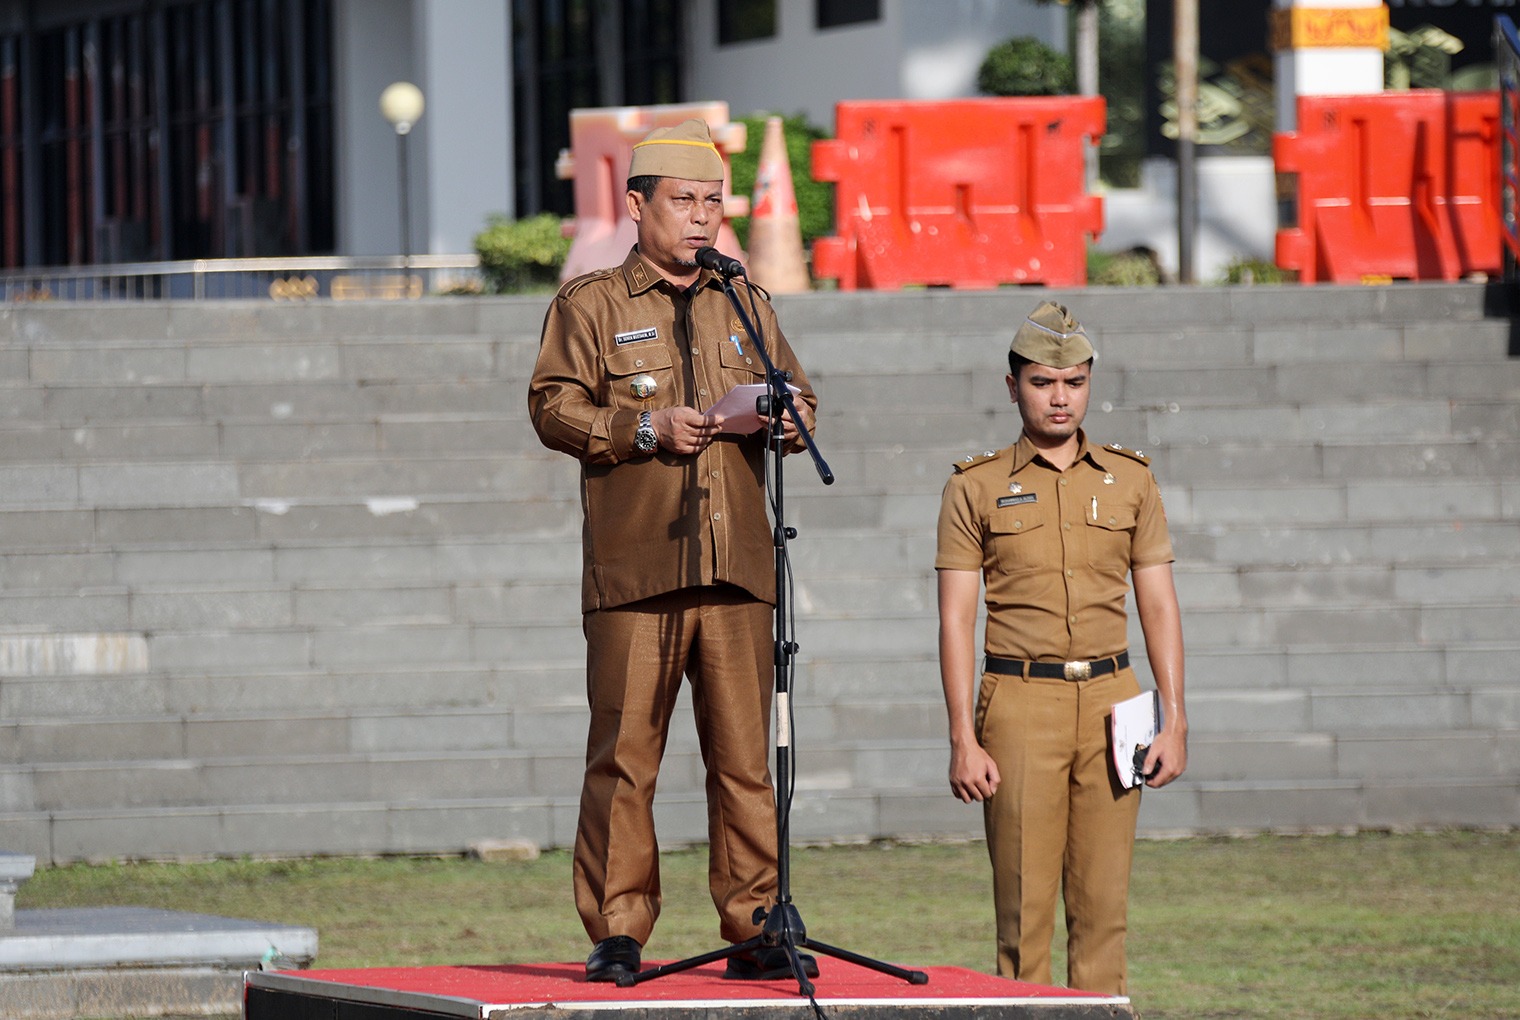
[[935, 431, 1173, 661], [529, 248, 817, 613]]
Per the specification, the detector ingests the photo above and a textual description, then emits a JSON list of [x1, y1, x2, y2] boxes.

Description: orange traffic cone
[[745, 116, 810, 294]]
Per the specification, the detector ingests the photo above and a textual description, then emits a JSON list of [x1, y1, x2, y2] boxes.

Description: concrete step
[[4, 769, 1515, 865], [1, 283, 1517, 859], [0, 662, 584, 720]]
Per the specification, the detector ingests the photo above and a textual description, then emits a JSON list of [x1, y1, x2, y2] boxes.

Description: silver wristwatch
[[633, 410, 657, 453]]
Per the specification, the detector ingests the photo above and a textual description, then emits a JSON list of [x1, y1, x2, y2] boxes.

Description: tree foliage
[[977, 36, 1076, 97]]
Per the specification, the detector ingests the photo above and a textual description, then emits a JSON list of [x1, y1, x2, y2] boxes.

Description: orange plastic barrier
[[810, 98, 1105, 290], [1274, 91, 1500, 284], [556, 102, 749, 282]]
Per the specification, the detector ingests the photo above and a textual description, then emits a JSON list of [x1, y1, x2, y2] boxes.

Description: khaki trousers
[[977, 666, 1142, 995], [574, 586, 778, 947]]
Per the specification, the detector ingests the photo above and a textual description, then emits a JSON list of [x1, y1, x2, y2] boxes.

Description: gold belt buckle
[[1064, 660, 1092, 681]]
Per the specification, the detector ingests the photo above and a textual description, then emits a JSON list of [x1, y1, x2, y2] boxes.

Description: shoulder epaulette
[[1101, 442, 1151, 467], [558, 265, 620, 299], [951, 448, 1002, 473]]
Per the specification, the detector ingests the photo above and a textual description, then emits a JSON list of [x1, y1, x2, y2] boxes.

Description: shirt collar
[[1011, 429, 1100, 473], [622, 246, 722, 297]]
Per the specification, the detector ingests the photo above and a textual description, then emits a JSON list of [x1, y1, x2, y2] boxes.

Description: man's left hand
[[1143, 726, 1188, 788], [779, 402, 813, 445]]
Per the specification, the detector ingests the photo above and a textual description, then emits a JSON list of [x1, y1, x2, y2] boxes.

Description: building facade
[[0, 0, 1060, 269], [1, 0, 1511, 276]]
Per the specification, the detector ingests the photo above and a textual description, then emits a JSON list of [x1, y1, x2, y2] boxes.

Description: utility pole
[[1174, 0, 1199, 284]]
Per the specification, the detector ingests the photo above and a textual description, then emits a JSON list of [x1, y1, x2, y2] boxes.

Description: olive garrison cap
[[1009, 301, 1095, 368], [628, 118, 725, 181]]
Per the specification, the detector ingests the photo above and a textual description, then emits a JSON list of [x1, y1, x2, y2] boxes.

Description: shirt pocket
[[717, 332, 766, 385], [1085, 502, 1137, 573], [604, 344, 676, 410], [988, 504, 1046, 574]]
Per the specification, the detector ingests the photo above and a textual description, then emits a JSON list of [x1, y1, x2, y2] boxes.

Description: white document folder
[[1110, 689, 1161, 789]]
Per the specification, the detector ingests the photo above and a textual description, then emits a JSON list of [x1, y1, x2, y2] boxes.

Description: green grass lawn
[[18, 831, 1520, 1019]]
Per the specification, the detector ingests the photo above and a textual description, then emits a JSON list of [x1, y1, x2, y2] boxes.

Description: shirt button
[[1066, 569, 1074, 578], [1059, 477, 1068, 486], [1068, 614, 1078, 624], [699, 389, 707, 397], [713, 512, 722, 520], [711, 470, 720, 478], [634, 359, 644, 367], [1063, 522, 1072, 530]]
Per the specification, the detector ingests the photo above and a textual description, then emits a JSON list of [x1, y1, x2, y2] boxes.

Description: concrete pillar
[[0, 854, 36, 931], [416, 0, 513, 253], [333, 0, 512, 257], [1272, 0, 1389, 132]]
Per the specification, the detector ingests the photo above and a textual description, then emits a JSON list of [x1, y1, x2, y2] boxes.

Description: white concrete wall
[[1101, 156, 1278, 282], [686, 0, 1062, 130]]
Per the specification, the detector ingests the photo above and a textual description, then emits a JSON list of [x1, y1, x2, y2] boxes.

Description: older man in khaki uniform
[[935, 302, 1188, 995], [529, 119, 818, 983]]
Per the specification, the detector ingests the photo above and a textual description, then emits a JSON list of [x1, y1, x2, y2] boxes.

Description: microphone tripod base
[[616, 900, 928, 994]]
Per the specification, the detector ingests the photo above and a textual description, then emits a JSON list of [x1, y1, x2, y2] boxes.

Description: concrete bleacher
[[0, 283, 1516, 864]]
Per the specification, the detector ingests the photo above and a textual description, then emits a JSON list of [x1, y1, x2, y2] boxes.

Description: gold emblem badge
[[630, 374, 658, 400], [1104, 473, 1115, 485], [1009, 483, 1022, 494]]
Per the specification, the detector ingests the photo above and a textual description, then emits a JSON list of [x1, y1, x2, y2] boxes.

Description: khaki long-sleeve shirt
[[935, 430, 1174, 661], [529, 248, 817, 613]]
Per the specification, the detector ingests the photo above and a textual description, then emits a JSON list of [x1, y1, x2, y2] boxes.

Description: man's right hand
[[651, 406, 720, 455], [949, 741, 1000, 803]]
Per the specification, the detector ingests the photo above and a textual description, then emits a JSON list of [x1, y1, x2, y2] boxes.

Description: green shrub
[[978, 36, 1075, 97], [1218, 256, 1290, 285], [1089, 246, 1162, 286], [726, 112, 834, 252], [474, 213, 571, 294]]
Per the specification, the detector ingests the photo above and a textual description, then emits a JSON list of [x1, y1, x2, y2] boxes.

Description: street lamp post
[[380, 82, 425, 274]]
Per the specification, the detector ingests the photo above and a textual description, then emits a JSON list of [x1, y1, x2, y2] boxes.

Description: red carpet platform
[[244, 959, 1133, 1019]]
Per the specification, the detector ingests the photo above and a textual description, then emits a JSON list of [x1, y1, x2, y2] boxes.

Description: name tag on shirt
[[615, 327, 658, 346], [997, 494, 1037, 508]]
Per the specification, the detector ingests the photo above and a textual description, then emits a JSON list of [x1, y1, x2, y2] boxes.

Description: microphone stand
[[618, 271, 928, 1001]]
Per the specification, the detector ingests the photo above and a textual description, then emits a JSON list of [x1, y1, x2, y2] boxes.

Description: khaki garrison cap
[[1009, 301, 1095, 368], [628, 118, 725, 181]]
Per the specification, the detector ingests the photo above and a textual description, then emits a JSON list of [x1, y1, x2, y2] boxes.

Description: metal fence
[[0, 254, 483, 302], [1498, 14, 1520, 283]]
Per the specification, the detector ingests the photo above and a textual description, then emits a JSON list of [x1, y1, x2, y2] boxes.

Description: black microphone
[[695, 246, 746, 277]]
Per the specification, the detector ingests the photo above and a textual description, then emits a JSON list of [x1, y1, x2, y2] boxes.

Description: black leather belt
[[985, 651, 1130, 681]]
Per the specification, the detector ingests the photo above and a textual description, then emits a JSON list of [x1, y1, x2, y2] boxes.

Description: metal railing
[[1498, 15, 1520, 283], [0, 254, 484, 302]]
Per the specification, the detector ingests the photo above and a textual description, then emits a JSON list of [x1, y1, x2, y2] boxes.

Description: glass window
[[718, 0, 776, 45], [0, 0, 335, 268], [624, 0, 683, 105], [816, 0, 878, 31]]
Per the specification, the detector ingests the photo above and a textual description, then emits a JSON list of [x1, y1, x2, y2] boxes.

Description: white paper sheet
[[708, 382, 802, 435]]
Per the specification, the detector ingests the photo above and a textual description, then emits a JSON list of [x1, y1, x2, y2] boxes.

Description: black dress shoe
[[585, 935, 642, 982], [724, 945, 820, 980]]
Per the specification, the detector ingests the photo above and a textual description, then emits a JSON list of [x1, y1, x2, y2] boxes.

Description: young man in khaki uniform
[[528, 119, 818, 983], [935, 302, 1188, 995]]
